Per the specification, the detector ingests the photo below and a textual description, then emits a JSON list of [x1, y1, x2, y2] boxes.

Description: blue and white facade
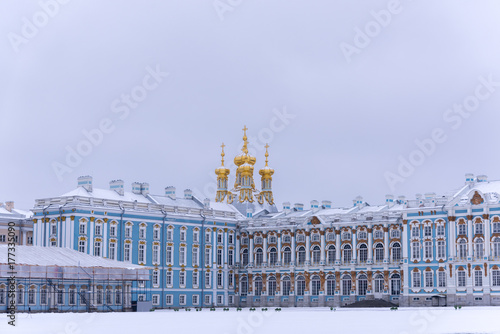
[[30, 173, 500, 308], [32, 176, 240, 308]]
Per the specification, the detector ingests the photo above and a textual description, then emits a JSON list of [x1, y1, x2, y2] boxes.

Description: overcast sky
[[1, 0, 500, 210]]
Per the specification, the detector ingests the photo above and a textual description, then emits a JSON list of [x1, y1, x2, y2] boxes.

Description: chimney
[[132, 182, 142, 195], [398, 195, 407, 205], [184, 189, 193, 200], [246, 208, 253, 218], [385, 194, 394, 208], [283, 202, 291, 214], [310, 200, 319, 209], [477, 175, 488, 183], [416, 194, 423, 206], [110, 180, 124, 196], [141, 183, 150, 196], [294, 203, 304, 211], [5, 201, 14, 212], [465, 173, 475, 186], [322, 200, 332, 209], [78, 176, 93, 192], [354, 196, 363, 208], [203, 198, 210, 209], [165, 186, 176, 199]]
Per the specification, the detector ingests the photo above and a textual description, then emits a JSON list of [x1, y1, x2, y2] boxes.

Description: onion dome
[[215, 143, 230, 177], [234, 125, 257, 166], [259, 144, 274, 177]]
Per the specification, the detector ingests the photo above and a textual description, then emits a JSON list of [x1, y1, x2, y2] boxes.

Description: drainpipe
[[161, 208, 167, 309]]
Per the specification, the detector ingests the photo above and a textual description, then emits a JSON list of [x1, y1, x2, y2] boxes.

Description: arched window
[[390, 273, 401, 295], [327, 245, 336, 265], [375, 243, 384, 262], [475, 239, 484, 259], [312, 246, 321, 264], [374, 274, 384, 293], [326, 275, 335, 295], [341, 275, 352, 296], [358, 274, 367, 296], [311, 275, 321, 296], [254, 276, 263, 296], [342, 244, 352, 264], [359, 244, 368, 263], [283, 247, 292, 265], [474, 269, 483, 287], [458, 239, 467, 259], [255, 248, 263, 266], [269, 248, 277, 265], [240, 276, 248, 296], [297, 246, 306, 265], [241, 249, 249, 266], [493, 238, 500, 258], [268, 276, 277, 295], [296, 276, 306, 296], [282, 276, 291, 296], [392, 242, 401, 262], [492, 269, 500, 287]]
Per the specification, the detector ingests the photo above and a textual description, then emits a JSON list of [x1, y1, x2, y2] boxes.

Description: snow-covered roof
[[62, 187, 151, 204], [0, 245, 146, 270]]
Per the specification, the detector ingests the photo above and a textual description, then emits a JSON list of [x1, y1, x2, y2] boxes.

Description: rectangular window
[[28, 289, 35, 305], [192, 248, 199, 266], [412, 226, 419, 238], [217, 295, 223, 305], [179, 294, 186, 305], [424, 226, 432, 237], [437, 241, 446, 259], [69, 289, 76, 305], [412, 242, 420, 260], [412, 272, 421, 288], [204, 295, 211, 305], [192, 295, 199, 305], [27, 236, 33, 244], [166, 246, 173, 265], [474, 270, 483, 287], [179, 272, 186, 287], [124, 243, 131, 262], [94, 241, 102, 257], [436, 225, 445, 236], [193, 271, 199, 287], [153, 271, 159, 287], [152, 295, 159, 305], [492, 271, 500, 287], [228, 234, 234, 244], [138, 244, 145, 263], [217, 249, 223, 266], [125, 226, 132, 238], [424, 241, 433, 259], [166, 295, 173, 305], [205, 272, 211, 288], [475, 224, 484, 235], [153, 228, 159, 240], [457, 271, 466, 287], [152, 245, 159, 264], [180, 230, 186, 242], [205, 232, 211, 244], [17, 288, 24, 305], [217, 233, 223, 244], [78, 240, 86, 253], [179, 247, 186, 265], [139, 227, 146, 239], [438, 271, 446, 288], [228, 273, 234, 287], [79, 223, 86, 234], [228, 249, 234, 266], [425, 271, 433, 288], [110, 226, 116, 237], [95, 224, 101, 236], [217, 272, 223, 288], [108, 242, 116, 260], [166, 272, 173, 286], [40, 289, 47, 305], [193, 230, 199, 243], [167, 229, 173, 241], [115, 289, 122, 305], [205, 248, 211, 266], [458, 224, 466, 235]]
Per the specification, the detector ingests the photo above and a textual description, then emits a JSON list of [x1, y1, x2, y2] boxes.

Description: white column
[[277, 233, 282, 264], [352, 230, 357, 263], [103, 221, 108, 258], [70, 217, 75, 250], [236, 233, 241, 265], [320, 230, 326, 264], [485, 214, 491, 259], [291, 232, 296, 264], [384, 226, 389, 262], [224, 229, 228, 268], [368, 228, 373, 263], [402, 221, 408, 259], [305, 231, 311, 264], [335, 230, 341, 262], [467, 214, 473, 258], [449, 218, 456, 259], [263, 233, 268, 266], [249, 233, 254, 266]]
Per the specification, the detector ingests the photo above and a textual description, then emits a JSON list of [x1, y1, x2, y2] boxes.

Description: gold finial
[[242, 125, 249, 154], [264, 143, 269, 167], [220, 142, 226, 166]]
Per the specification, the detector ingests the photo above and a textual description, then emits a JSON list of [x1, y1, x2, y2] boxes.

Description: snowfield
[[2, 307, 500, 334]]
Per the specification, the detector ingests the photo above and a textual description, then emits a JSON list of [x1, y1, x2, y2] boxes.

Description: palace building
[[21, 127, 500, 310]]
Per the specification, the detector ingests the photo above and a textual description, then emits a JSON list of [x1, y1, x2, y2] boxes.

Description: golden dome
[[259, 144, 274, 177], [234, 125, 256, 166], [215, 143, 230, 177]]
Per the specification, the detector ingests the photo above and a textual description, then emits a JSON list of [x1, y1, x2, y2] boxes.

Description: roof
[[62, 187, 151, 204], [0, 245, 146, 270]]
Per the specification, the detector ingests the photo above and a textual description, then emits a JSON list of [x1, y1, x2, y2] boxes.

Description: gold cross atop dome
[[220, 142, 226, 166]]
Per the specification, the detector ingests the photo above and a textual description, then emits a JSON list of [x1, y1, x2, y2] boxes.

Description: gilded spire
[[242, 125, 249, 155], [264, 143, 269, 167], [220, 142, 226, 166]]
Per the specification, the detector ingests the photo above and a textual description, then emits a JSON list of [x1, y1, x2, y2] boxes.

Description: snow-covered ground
[[2, 307, 500, 334]]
